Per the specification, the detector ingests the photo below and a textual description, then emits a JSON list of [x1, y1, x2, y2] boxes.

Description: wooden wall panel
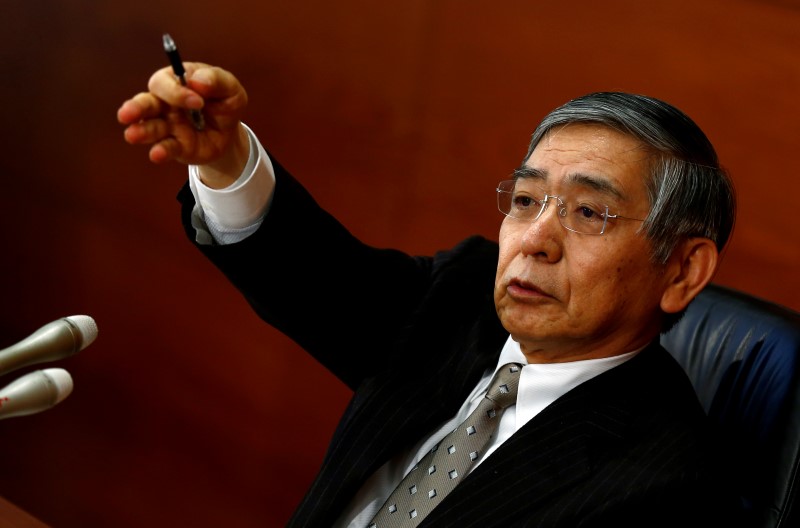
[[0, 0, 797, 526]]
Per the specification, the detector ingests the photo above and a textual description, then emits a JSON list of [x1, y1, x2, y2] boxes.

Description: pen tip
[[162, 33, 175, 51]]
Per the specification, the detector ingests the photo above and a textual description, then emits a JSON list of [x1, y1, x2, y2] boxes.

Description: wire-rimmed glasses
[[496, 179, 645, 235]]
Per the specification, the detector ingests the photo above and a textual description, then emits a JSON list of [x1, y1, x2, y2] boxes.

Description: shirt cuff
[[188, 123, 275, 244]]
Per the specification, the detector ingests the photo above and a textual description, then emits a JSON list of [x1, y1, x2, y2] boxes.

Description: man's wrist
[[197, 123, 250, 189]]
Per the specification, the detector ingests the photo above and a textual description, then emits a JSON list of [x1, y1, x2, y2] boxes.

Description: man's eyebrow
[[513, 167, 628, 201], [512, 167, 546, 181], [567, 172, 625, 201]]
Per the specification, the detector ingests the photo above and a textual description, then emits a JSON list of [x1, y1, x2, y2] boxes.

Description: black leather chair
[[661, 283, 800, 528]]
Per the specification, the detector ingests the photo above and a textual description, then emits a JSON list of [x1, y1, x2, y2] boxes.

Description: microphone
[[0, 369, 73, 420], [0, 315, 97, 377]]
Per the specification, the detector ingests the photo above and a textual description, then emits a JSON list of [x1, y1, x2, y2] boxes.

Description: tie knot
[[485, 363, 521, 409]]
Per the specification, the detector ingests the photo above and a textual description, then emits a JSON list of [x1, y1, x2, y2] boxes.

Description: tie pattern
[[368, 363, 522, 527]]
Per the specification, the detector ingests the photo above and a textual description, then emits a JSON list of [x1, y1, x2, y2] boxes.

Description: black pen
[[162, 33, 205, 130]]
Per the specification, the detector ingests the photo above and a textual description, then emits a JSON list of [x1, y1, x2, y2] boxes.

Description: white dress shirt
[[188, 124, 639, 527]]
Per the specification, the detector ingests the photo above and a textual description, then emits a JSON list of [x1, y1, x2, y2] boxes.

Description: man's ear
[[660, 238, 719, 314]]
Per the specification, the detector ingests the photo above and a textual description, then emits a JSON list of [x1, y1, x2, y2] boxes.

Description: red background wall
[[1, 0, 798, 526]]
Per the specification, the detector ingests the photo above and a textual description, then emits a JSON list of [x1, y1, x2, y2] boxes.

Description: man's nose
[[520, 203, 563, 262]]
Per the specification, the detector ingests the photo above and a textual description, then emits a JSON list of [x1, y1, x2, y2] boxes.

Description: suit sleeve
[[177, 155, 451, 388]]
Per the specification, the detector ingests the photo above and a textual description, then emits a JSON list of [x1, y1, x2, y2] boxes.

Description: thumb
[[185, 65, 243, 101]]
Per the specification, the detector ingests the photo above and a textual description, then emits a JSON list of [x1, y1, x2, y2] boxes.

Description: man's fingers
[[148, 137, 181, 164], [117, 93, 170, 125], [116, 96, 147, 125], [122, 117, 170, 145]]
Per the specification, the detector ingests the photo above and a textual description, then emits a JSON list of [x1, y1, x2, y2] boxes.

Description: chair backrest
[[661, 283, 800, 528]]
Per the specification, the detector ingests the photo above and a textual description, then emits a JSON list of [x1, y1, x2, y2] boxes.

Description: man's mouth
[[507, 278, 553, 300]]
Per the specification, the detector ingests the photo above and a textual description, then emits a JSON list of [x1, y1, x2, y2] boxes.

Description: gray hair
[[524, 92, 736, 265]]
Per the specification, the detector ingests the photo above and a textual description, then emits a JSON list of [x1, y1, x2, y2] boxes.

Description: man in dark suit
[[118, 63, 739, 527]]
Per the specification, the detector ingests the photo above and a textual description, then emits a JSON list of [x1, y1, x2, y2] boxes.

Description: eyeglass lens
[[496, 179, 611, 235]]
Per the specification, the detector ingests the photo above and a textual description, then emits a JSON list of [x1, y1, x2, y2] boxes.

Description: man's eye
[[573, 204, 604, 222], [512, 195, 540, 208], [513, 196, 531, 208]]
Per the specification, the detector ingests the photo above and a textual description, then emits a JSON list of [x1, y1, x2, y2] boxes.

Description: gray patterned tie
[[368, 363, 522, 527]]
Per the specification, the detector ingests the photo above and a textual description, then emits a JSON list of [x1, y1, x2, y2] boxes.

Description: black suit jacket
[[178, 157, 738, 527]]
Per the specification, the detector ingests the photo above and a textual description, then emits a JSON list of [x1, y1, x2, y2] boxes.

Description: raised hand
[[118, 63, 249, 189]]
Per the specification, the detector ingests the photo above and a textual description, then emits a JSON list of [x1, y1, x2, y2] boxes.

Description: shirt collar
[[491, 336, 641, 431]]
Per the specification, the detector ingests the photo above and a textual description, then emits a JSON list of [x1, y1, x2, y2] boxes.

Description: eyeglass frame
[[496, 179, 646, 236]]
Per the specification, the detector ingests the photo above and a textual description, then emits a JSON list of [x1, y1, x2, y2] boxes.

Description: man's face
[[494, 123, 671, 363]]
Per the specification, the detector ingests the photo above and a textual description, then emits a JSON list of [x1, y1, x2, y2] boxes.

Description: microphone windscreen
[[65, 315, 98, 350], [42, 368, 73, 404]]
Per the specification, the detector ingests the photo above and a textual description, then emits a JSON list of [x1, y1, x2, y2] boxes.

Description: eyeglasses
[[496, 179, 645, 235]]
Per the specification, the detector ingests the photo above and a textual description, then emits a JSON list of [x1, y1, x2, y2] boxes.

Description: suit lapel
[[419, 345, 660, 526], [290, 306, 507, 527]]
